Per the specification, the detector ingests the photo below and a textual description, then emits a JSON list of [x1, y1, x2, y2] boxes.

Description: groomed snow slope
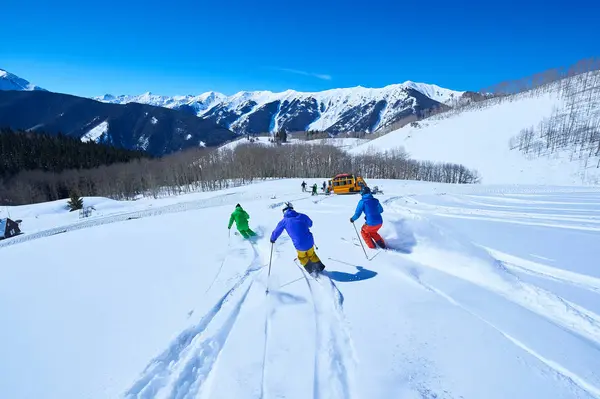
[[1, 179, 600, 399], [351, 81, 600, 185]]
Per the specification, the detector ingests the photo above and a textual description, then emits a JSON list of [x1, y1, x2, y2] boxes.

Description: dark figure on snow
[[270, 202, 325, 274], [322, 181, 327, 192], [312, 184, 318, 196], [350, 186, 386, 249], [301, 181, 307, 192], [228, 204, 257, 239]]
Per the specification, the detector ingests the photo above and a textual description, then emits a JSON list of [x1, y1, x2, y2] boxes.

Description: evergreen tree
[[67, 190, 84, 212], [0, 128, 150, 178]]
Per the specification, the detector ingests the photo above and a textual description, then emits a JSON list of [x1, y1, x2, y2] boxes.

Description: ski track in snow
[[260, 264, 276, 399], [5, 180, 600, 399], [295, 263, 357, 399], [383, 197, 600, 348], [378, 195, 600, 396], [124, 248, 263, 399], [394, 268, 600, 399], [483, 247, 600, 294], [408, 228, 600, 348], [167, 282, 253, 399]]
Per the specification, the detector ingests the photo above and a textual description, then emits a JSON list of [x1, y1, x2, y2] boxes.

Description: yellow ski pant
[[297, 247, 320, 266]]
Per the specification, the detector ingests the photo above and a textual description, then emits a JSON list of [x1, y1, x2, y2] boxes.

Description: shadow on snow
[[323, 265, 378, 283]]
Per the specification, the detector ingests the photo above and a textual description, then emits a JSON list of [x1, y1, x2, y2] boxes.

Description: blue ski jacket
[[351, 193, 384, 226], [270, 209, 315, 251]]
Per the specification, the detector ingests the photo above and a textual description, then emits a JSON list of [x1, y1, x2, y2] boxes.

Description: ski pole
[[352, 221, 369, 260], [266, 242, 274, 294]]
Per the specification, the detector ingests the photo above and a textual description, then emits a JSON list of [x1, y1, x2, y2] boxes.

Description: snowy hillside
[[96, 83, 464, 135], [351, 72, 600, 185], [0, 90, 236, 155], [0, 68, 45, 91], [1, 179, 600, 399]]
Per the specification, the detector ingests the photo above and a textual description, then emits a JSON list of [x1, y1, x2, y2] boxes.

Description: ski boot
[[304, 261, 326, 276]]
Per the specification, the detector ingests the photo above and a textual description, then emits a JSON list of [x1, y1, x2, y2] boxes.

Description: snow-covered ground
[[219, 136, 369, 151], [351, 74, 600, 186], [2, 179, 600, 399]]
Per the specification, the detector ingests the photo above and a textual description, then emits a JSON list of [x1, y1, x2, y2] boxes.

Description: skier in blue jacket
[[270, 202, 325, 273], [350, 186, 386, 249]]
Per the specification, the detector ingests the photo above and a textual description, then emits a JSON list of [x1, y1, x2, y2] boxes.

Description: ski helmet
[[282, 202, 293, 213], [361, 186, 371, 195]]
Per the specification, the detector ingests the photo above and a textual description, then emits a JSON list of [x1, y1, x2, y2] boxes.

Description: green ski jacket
[[228, 207, 250, 230]]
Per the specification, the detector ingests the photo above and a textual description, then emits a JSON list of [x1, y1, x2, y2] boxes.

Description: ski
[[341, 237, 361, 247], [340, 236, 386, 261], [293, 258, 324, 280], [342, 236, 387, 251]]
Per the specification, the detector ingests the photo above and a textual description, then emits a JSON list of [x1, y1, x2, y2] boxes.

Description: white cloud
[[274, 67, 332, 81]]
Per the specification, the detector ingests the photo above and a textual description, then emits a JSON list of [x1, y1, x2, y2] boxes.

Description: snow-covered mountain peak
[[95, 81, 464, 135], [0, 68, 46, 91], [401, 80, 464, 104], [98, 94, 116, 101], [195, 91, 227, 102]]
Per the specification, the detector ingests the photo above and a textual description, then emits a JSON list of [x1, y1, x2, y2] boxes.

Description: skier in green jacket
[[228, 204, 257, 238]]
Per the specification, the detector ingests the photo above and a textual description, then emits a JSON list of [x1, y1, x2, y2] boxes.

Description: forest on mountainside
[[0, 128, 150, 178]]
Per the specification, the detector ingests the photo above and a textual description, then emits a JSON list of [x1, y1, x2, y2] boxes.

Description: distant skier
[[228, 204, 257, 239], [312, 184, 318, 196], [322, 181, 327, 192], [350, 186, 386, 249], [270, 202, 325, 274], [301, 181, 307, 192]]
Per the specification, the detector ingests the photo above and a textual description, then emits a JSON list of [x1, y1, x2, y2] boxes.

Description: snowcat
[[328, 173, 367, 194]]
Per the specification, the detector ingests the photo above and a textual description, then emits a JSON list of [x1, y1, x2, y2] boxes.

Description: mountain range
[[0, 89, 235, 156], [1, 67, 468, 154], [96, 82, 465, 134]]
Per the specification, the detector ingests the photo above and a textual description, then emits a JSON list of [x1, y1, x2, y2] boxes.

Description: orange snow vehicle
[[328, 173, 367, 194]]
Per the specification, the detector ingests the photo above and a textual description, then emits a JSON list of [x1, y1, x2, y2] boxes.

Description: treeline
[[480, 57, 600, 96], [0, 128, 150, 178], [420, 57, 600, 123], [253, 130, 370, 141], [0, 143, 480, 205], [509, 70, 600, 168]]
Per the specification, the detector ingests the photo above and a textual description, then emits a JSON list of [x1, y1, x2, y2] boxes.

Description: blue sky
[[1, 0, 598, 97]]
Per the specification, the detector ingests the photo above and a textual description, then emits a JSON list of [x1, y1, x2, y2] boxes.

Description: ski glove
[[350, 217, 354, 223], [270, 239, 276, 244]]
